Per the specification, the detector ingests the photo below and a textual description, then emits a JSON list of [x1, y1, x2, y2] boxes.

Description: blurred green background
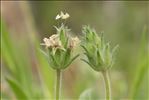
[[1, 1, 148, 100]]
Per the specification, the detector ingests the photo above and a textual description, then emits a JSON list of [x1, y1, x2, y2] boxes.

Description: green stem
[[102, 71, 111, 100], [56, 69, 61, 100]]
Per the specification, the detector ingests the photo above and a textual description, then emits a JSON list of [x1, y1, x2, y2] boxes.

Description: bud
[[81, 26, 118, 72]]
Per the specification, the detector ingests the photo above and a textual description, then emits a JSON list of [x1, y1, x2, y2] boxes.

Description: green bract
[[81, 26, 118, 72], [41, 24, 80, 70]]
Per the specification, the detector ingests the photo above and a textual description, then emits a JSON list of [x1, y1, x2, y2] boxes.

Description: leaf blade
[[6, 78, 28, 99]]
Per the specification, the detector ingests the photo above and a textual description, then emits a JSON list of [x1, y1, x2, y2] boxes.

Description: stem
[[102, 71, 111, 100], [55, 69, 61, 100]]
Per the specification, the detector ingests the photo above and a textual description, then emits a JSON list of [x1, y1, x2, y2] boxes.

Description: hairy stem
[[102, 71, 111, 100], [55, 69, 61, 100]]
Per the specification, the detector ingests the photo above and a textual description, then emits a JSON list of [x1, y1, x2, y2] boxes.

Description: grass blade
[[6, 77, 29, 99]]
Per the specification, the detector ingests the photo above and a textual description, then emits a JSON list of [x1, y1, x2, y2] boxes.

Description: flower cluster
[[41, 12, 79, 70], [41, 26, 80, 50], [81, 26, 118, 72], [42, 34, 61, 48]]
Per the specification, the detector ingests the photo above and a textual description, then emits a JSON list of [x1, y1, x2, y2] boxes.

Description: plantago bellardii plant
[[41, 11, 80, 100], [81, 26, 118, 100]]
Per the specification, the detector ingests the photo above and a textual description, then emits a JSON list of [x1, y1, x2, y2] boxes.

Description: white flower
[[55, 11, 70, 20], [49, 34, 61, 47], [41, 34, 65, 50], [42, 38, 51, 47], [49, 34, 59, 41], [55, 14, 61, 20], [62, 13, 69, 19]]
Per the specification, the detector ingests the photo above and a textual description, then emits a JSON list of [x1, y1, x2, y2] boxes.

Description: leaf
[[81, 45, 90, 55], [110, 45, 119, 67], [50, 54, 59, 69], [39, 48, 48, 58], [1, 20, 33, 95], [53, 26, 59, 32], [81, 59, 100, 72], [96, 50, 103, 66], [105, 43, 111, 65], [63, 49, 71, 67], [111, 45, 119, 58], [130, 26, 148, 99], [64, 37, 69, 49], [6, 77, 28, 99], [1, 20, 17, 75], [81, 59, 93, 68], [48, 50, 59, 69], [63, 54, 79, 69], [39, 48, 56, 69], [60, 28, 66, 46], [84, 52, 97, 69], [54, 49, 62, 66]]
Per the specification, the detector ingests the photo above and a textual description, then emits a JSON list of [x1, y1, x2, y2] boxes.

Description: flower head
[[41, 24, 79, 70], [43, 38, 51, 47], [81, 26, 118, 72], [41, 34, 63, 50]]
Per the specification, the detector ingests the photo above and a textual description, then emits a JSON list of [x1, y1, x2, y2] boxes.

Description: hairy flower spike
[[81, 26, 118, 100], [41, 17, 79, 70], [41, 11, 78, 100], [81, 26, 118, 72]]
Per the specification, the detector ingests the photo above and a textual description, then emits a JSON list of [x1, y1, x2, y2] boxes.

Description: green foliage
[[1, 19, 52, 99], [6, 78, 28, 99], [130, 26, 148, 99], [81, 26, 118, 72]]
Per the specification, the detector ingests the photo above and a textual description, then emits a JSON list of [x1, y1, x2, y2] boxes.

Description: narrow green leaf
[[81, 59, 93, 68], [81, 59, 99, 71], [96, 50, 103, 66], [39, 48, 48, 58], [63, 54, 79, 69], [63, 49, 71, 68], [6, 78, 28, 99], [60, 29, 66, 45], [48, 50, 59, 69], [50, 54, 59, 69], [54, 26, 59, 32], [130, 26, 148, 99], [64, 37, 69, 49], [54, 49, 62, 66], [81, 45, 90, 55], [111, 45, 119, 57]]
